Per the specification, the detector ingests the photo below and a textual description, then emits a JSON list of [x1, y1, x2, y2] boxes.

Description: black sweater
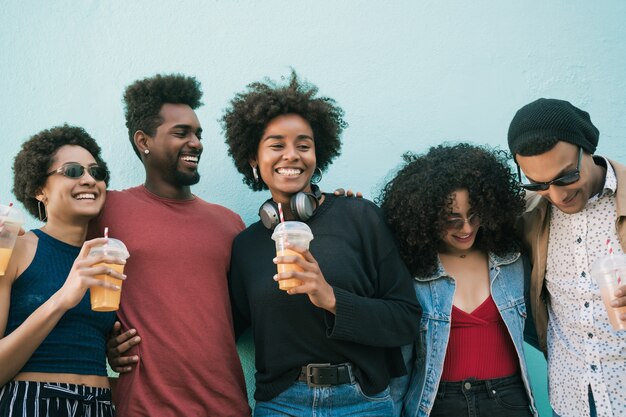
[[229, 194, 421, 401]]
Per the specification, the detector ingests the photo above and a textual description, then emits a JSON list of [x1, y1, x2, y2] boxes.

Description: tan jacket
[[521, 158, 626, 353]]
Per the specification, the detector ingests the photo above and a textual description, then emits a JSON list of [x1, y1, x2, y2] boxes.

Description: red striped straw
[[607, 238, 622, 285], [278, 203, 285, 223]]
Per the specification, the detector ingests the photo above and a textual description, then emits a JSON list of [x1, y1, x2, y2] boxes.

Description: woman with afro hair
[[379, 143, 538, 417], [222, 71, 421, 416], [0, 125, 126, 416]]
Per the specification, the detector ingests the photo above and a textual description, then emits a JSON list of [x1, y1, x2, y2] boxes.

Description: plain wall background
[[2, 1, 626, 415]]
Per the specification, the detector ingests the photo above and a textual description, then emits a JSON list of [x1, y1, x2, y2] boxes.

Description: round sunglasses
[[46, 163, 108, 182], [444, 213, 480, 230]]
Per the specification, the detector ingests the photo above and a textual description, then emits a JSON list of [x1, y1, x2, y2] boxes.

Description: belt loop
[[485, 379, 496, 398], [346, 362, 356, 383]]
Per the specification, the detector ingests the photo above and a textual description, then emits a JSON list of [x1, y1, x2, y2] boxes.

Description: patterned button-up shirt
[[545, 157, 626, 417]]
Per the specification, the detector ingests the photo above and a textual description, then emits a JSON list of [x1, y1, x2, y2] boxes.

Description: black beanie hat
[[508, 98, 599, 155]]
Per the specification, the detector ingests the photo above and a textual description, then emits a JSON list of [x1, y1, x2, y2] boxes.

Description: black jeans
[[430, 374, 533, 417]]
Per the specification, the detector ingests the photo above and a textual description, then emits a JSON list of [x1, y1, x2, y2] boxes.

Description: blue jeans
[[552, 385, 596, 417], [430, 374, 532, 417], [253, 381, 393, 417]]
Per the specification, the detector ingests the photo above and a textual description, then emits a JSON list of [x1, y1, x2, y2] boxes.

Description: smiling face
[[39, 145, 106, 223], [515, 141, 600, 214], [144, 103, 203, 188], [440, 189, 481, 255], [252, 114, 316, 204]]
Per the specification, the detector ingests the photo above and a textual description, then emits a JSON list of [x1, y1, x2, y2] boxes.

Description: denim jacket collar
[[414, 251, 520, 283]]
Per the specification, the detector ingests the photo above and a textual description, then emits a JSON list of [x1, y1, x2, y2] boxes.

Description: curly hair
[[378, 143, 525, 277], [221, 70, 347, 191], [12, 124, 110, 220], [123, 73, 203, 158]]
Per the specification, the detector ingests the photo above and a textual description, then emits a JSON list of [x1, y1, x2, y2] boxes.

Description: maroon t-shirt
[[90, 186, 249, 416]]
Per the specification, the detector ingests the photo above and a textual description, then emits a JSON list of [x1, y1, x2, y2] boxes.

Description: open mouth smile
[[180, 154, 200, 169], [73, 193, 96, 201], [276, 168, 303, 176]]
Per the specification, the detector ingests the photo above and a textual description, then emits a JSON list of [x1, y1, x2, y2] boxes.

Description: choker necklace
[[459, 254, 467, 258]]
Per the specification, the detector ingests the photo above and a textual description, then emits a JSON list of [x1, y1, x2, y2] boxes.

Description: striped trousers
[[0, 382, 114, 417]]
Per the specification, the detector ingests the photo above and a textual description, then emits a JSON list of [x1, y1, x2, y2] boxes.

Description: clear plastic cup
[[0, 204, 24, 276], [89, 238, 130, 312], [271, 221, 314, 291], [590, 254, 626, 331]]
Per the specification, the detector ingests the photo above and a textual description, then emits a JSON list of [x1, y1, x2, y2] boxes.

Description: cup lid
[[89, 238, 130, 259], [271, 221, 313, 241], [590, 255, 626, 274], [0, 204, 24, 225]]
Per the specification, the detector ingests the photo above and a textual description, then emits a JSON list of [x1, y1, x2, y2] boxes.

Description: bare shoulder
[[4, 231, 39, 283]]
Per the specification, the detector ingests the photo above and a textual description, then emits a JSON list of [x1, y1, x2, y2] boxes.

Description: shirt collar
[[594, 155, 617, 199]]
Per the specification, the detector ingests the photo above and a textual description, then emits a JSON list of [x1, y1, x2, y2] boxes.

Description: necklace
[[459, 254, 467, 258]]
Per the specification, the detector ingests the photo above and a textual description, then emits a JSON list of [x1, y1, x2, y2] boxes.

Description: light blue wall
[[2, 1, 626, 415]]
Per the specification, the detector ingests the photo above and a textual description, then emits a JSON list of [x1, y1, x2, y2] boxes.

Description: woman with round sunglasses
[[379, 143, 538, 417], [222, 71, 421, 416], [0, 125, 125, 417]]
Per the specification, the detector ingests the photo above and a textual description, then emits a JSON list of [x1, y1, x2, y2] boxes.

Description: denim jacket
[[400, 251, 538, 417]]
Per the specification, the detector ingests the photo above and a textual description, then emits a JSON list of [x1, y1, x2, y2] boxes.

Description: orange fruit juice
[[0, 247, 13, 275], [90, 263, 125, 312], [276, 249, 304, 290]]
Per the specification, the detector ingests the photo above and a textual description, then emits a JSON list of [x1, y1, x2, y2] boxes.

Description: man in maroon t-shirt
[[95, 74, 250, 417]]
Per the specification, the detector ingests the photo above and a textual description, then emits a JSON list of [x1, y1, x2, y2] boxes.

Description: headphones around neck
[[259, 184, 322, 230]]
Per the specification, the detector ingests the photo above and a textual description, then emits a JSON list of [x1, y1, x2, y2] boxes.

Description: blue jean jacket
[[398, 251, 538, 417]]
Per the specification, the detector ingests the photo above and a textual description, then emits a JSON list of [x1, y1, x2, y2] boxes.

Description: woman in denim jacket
[[380, 143, 538, 417]]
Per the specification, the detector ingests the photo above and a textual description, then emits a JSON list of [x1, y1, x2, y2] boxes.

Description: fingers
[[273, 254, 307, 269], [78, 237, 109, 258], [107, 326, 141, 372], [107, 327, 139, 351], [110, 354, 140, 373], [91, 263, 126, 281], [612, 285, 626, 310], [333, 188, 345, 196], [78, 253, 127, 269]]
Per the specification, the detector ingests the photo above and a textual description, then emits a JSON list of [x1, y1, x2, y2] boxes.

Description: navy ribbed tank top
[[5, 229, 116, 375]]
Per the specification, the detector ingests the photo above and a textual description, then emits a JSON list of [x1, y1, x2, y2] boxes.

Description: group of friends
[[0, 71, 625, 417]]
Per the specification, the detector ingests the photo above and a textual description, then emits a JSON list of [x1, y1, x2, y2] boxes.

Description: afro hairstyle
[[221, 70, 346, 191]]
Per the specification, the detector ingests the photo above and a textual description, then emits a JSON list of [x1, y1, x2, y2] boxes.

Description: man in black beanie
[[508, 98, 626, 417]]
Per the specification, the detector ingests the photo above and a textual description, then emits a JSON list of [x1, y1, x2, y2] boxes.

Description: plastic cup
[[0, 204, 24, 276], [89, 238, 129, 312], [590, 254, 626, 331], [271, 221, 314, 291]]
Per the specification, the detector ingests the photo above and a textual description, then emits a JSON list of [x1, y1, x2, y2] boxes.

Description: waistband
[[2, 381, 112, 404], [297, 362, 356, 387], [439, 374, 523, 393]]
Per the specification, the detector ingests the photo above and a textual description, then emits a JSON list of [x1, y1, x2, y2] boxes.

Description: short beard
[[174, 170, 200, 186]]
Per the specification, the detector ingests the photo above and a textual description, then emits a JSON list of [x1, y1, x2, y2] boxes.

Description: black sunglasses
[[47, 163, 108, 182], [517, 147, 582, 191], [444, 213, 481, 230]]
